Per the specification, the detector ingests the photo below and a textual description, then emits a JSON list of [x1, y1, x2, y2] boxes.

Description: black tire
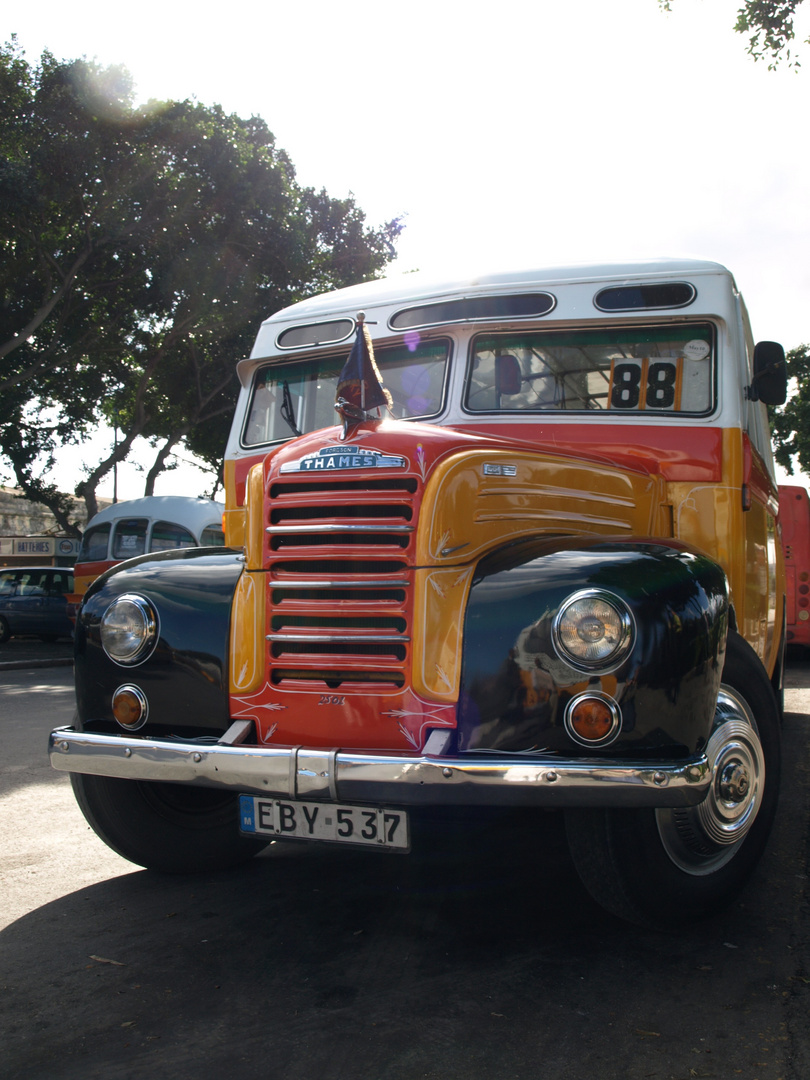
[[0, 616, 10, 644], [71, 773, 268, 873], [565, 634, 781, 929]]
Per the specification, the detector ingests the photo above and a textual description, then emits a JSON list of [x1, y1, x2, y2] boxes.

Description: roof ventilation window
[[594, 282, 696, 312], [390, 292, 555, 330], [276, 319, 354, 350]]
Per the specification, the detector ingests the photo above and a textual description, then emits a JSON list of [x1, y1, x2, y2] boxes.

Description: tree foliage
[[0, 39, 401, 529], [771, 345, 810, 475], [659, 1, 808, 67]]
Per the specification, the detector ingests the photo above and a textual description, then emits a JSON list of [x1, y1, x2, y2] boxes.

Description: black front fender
[[458, 537, 728, 757], [76, 548, 244, 737]]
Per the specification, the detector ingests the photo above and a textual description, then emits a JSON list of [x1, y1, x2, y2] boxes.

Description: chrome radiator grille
[[265, 475, 418, 689]]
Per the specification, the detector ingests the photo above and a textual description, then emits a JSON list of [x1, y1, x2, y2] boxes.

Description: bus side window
[[112, 519, 148, 559], [200, 525, 225, 547], [149, 521, 196, 553]]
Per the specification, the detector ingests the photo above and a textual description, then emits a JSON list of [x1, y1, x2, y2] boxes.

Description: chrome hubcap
[[657, 686, 765, 876], [720, 762, 749, 802]]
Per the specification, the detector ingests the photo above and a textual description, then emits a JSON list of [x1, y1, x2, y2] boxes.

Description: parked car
[[0, 566, 74, 643]]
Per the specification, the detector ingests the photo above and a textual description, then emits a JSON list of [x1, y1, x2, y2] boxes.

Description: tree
[[659, 1, 808, 67], [0, 42, 161, 531], [772, 345, 810, 474], [0, 40, 402, 525]]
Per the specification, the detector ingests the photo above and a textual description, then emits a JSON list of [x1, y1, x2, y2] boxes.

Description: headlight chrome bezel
[[100, 593, 159, 667], [552, 588, 635, 674]]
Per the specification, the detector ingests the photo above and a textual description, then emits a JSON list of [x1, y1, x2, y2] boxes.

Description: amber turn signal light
[[565, 692, 620, 747], [112, 685, 148, 730]]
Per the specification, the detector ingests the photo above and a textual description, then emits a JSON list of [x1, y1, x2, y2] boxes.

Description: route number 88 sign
[[609, 357, 682, 411]]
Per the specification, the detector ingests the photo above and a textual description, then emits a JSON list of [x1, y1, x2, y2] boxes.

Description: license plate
[[239, 795, 409, 850]]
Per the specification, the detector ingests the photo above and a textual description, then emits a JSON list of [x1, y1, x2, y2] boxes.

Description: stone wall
[[0, 487, 111, 537]]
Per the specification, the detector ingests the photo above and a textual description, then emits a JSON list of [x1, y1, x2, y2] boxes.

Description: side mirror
[[749, 341, 787, 405]]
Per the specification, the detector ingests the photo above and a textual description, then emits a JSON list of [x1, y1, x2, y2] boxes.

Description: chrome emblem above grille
[[280, 446, 407, 473]]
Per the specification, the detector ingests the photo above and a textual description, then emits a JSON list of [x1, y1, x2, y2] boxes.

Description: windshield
[[465, 325, 714, 414], [243, 338, 450, 447], [78, 523, 111, 562]]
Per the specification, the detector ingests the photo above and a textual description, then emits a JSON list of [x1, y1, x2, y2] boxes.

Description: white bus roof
[[85, 496, 224, 535], [246, 258, 736, 369], [257, 257, 732, 327]]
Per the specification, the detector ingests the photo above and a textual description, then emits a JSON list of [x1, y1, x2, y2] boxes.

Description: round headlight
[[552, 590, 633, 672], [100, 594, 158, 666]]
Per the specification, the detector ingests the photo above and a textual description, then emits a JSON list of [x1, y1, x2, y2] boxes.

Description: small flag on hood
[[335, 313, 392, 425]]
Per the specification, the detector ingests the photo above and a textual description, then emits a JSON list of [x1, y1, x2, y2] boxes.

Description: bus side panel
[[779, 485, 810, 648]]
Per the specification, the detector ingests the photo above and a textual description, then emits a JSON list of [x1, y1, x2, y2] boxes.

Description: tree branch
[[0, 245, 92, 362]]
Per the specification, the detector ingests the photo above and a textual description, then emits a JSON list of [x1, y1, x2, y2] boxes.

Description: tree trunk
[[143, 425, 191, 496]]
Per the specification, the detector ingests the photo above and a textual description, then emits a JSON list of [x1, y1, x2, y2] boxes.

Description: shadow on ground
[[3, 750, 810, 1080]]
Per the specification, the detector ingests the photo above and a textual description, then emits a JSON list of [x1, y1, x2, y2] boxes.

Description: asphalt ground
[[3, 648, 810, 1078], [0, 635, 74, 671], [3, 659, 810, 1079]]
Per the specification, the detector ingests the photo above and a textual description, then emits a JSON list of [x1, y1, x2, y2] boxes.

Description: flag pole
[[334, 308, 391, 439], [357, 311, 366, 413]]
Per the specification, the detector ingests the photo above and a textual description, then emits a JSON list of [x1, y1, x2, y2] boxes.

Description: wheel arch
[[75, 547, 245, 737], [458, 534, 729, 757]]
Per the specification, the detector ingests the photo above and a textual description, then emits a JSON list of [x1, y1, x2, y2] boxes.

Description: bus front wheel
[[565, 635, 781, 929]]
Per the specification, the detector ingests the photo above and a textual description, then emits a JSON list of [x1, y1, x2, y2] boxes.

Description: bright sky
[[6, 0, 810, 499]]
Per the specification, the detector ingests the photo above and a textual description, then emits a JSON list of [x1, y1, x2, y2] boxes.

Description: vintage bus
[[51, 259, 787, 928], [779, 484, 810, 649], [68, 496, 225, 615]]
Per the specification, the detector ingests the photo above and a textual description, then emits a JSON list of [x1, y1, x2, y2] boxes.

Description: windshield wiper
[[280, 380, 301, 437]]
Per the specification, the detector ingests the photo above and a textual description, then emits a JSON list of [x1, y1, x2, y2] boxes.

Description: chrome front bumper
[[49, 726, 711, 808]]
